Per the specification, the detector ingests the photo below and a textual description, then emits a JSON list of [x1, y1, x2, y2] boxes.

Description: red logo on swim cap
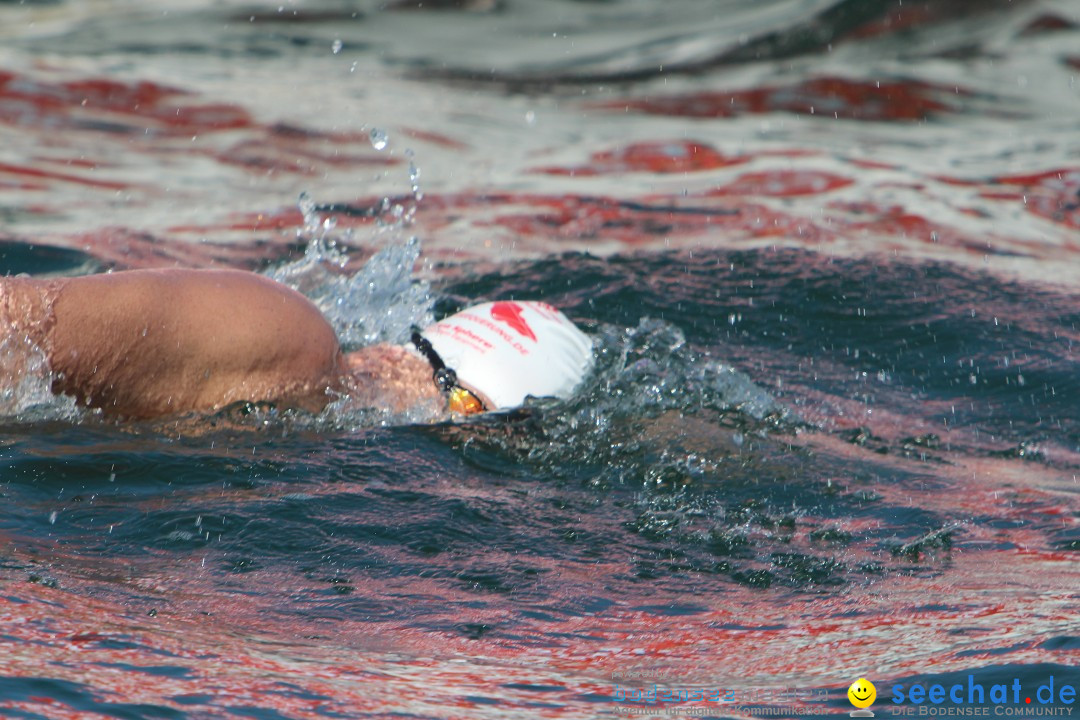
[[490, 301, 537, 341]]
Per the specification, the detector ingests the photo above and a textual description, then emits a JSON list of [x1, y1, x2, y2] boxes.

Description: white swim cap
[[418, 301, 593, 411]]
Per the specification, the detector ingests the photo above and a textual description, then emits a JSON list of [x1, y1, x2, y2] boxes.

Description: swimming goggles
[[410, 331, 487, 415]]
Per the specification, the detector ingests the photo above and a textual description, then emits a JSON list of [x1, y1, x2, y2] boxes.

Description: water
[[1, 0, 1079, 718]]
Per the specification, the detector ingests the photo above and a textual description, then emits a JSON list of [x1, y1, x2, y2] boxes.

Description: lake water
[[0, 0, 1078, 718]]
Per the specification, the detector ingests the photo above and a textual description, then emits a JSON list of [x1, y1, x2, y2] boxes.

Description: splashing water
[[368, 127, 389, 151], [270, 126, 434, 352], [268, 213, 433, 352], [261, 170, 440, 429], [406, 149, 423, 203], [443, 316, 787, 486], [423, 313, 859, 589], [0, 331, 79, 422]]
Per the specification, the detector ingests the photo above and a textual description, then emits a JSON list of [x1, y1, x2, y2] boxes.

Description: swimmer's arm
[[44, 269, 347, 418]]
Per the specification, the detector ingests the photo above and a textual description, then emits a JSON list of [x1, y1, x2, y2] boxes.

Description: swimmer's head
[[415, 300, 593, 413]]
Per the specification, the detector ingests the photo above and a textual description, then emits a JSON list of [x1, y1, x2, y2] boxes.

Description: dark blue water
[[2, 247, 1078, 717]]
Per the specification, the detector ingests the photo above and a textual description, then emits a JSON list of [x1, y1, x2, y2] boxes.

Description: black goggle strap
[[411, 331, 457, 394]]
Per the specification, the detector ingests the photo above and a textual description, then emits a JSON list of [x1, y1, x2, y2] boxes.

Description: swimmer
[[0, 269, 593, 420]]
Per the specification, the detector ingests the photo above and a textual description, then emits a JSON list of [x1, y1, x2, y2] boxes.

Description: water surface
[[0, 0, 1078, 718]]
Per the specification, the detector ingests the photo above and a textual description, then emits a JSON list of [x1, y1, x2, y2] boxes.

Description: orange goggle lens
[[448, 386, 486, 415]]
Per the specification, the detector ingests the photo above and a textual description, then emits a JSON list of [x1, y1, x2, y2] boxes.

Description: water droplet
[[369, 128, 389, 150], [298, 192, 322, 236], [331, 39, 343, 54], [49, 511, 57, 525], [298, 191, 315, 217], [525, 110, 536, 126]]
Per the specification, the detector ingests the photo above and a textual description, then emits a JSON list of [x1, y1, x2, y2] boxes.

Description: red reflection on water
[[534, 141, 747, 176], [0, 160, 129, 190], [706, 171, 853, 197], [1018, 14, 1078, 37], [595, 77, 967, 122], [993, 169, 1080, 231], [0, 71, 251, 133], [0, 437, 1075, 718]]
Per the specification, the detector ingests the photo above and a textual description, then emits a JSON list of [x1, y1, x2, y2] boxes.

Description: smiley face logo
[[848, 678, 876, 709]]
